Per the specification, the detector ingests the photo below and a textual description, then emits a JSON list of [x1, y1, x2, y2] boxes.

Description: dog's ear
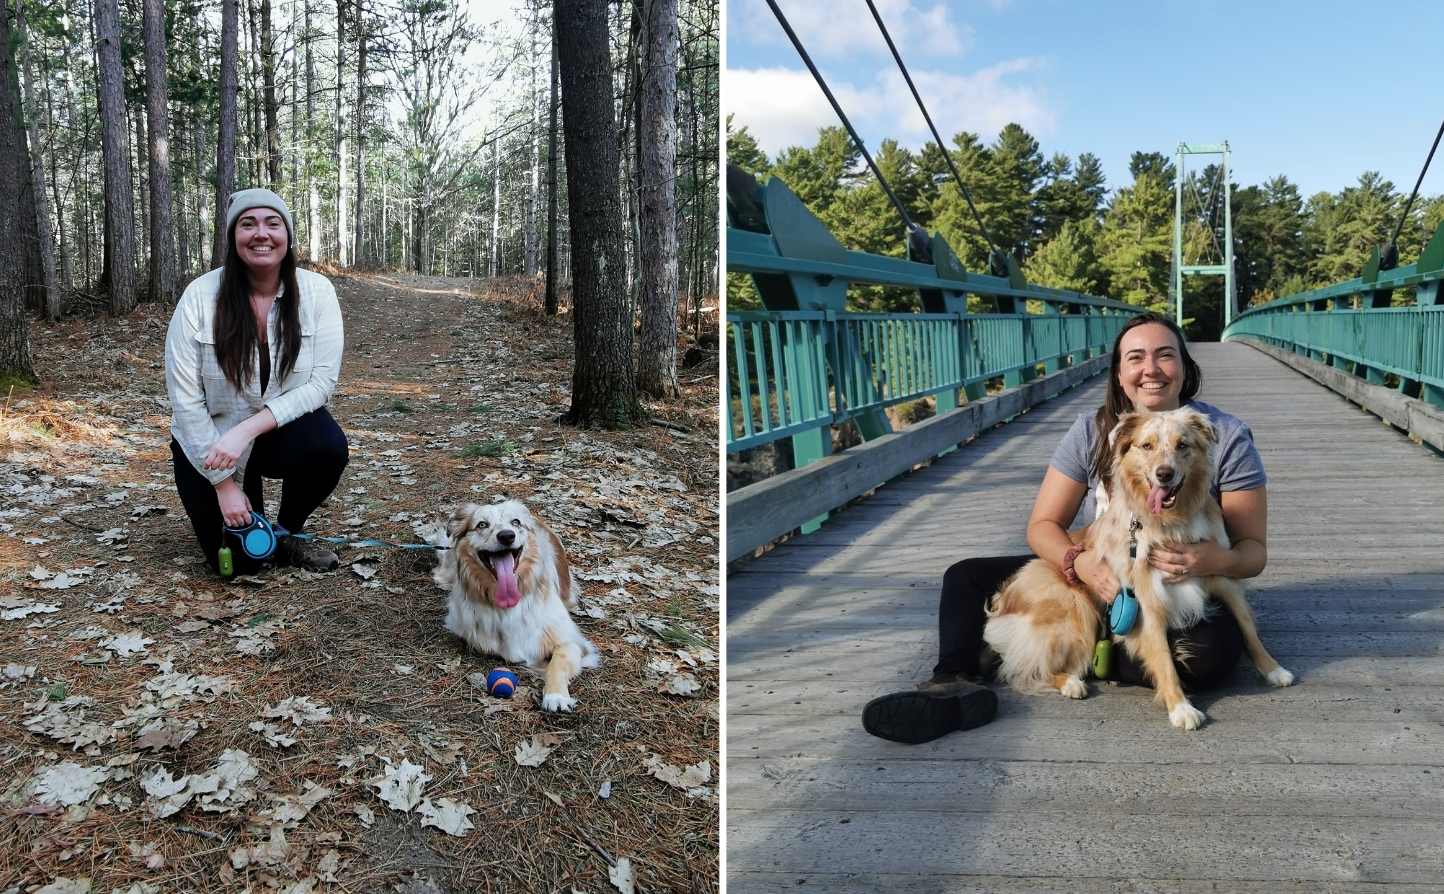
[[448, 504, 478, 542], [1184, 410, 1218, 449], [1111, 412, 1143, 457]]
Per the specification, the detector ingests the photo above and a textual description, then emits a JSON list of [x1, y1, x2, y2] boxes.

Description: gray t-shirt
[[1049, 400, 1267, 527]]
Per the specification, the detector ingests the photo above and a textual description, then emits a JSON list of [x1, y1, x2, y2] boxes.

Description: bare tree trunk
[[334, 0, 348, 265], [0, 4, 36, 378], [554, 0, 640, 429], [524, 8, 539, 277], [544, 17, 559, 315], [143, 0, 177, 304], [289, 0, 299, 197], [637, 0, 679, 397], [246, 0, 262, 185], [353, 6, 366, 266], [17, 5, 59, 319], [95, 0, 136, 315], [305, 0, 320, 260], [212, 0, 239, 267], [43, 67, 72, 292], [489, 136, 500, 277], [261, 0, 280, 186]]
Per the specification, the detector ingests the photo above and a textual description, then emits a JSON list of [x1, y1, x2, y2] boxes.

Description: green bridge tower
[[1172, 142, 1235, 334]]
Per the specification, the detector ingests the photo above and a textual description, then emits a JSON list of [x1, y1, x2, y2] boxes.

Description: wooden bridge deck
[[726, 342, 1444, 892]]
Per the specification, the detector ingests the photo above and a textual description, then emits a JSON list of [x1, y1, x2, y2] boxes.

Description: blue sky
[[725, 0, 1444, 200]]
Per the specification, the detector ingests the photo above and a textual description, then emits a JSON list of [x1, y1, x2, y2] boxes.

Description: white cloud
[[733, 0, 972, 60], [727, 59, 1055, 157]]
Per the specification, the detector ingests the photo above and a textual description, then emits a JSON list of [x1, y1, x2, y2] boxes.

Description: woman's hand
[[1149, 541, 1231, 582], [203, 427, 253, 472], [1074, 550, 1119, 604], [215, 480, 253, 528]]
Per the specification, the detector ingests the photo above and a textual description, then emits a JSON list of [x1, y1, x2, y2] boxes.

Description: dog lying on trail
[[983, 407, 1295, 729], [434, 499, 599, 712]]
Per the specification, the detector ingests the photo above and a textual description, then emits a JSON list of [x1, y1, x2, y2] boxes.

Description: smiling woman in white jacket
[[164, 188, 347, 575]]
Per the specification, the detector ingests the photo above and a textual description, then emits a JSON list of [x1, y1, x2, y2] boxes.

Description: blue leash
[[218, 511, 445, 577]]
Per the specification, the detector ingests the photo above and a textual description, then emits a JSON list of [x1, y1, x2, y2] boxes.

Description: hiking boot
[[861, 684, 998, 745], [276, 537, 339, 572]]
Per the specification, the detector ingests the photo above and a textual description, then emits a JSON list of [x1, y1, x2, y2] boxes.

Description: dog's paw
[[1169, 702, 1206, 730], [541, 692, 576, 713], [1059, 676, 1087, 699], [1266, 666, 1296, 687]]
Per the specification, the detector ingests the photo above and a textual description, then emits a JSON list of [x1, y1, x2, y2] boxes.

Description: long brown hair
[[1089, 312, 1201, 486], [212, 224, 303, 393]]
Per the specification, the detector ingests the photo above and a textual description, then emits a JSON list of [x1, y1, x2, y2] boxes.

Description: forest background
[[1, 0, 719, 368], [726, 120, 1444, 342]]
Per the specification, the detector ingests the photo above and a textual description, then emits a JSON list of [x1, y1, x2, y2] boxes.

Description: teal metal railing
[[725, 264, 1138, 453], [1221, 223, 1444, 408]]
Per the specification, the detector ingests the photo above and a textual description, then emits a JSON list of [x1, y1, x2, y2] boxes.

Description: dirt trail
[[0, 271, 719, 893]]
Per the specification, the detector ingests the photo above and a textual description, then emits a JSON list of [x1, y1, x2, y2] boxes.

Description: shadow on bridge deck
[[725, 342, 1444, 892]]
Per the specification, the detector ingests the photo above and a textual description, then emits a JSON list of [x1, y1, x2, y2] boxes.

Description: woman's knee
[[942, 558, 990, 596]]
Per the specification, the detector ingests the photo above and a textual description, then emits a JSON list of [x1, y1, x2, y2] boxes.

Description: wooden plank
[[725, 713, 1444, 766], [1239, 337, 1444, 450], [726, 872, 1442, 894], [727, 680, 1444, 722], [726, 811, 1444, 883], [726, 757, 1444, 818]]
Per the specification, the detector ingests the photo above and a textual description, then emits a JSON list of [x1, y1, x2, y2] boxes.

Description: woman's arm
[[264, 275, 344, 426], [1149, 486, 1268, 581], [1026, 467, 1089, 569]]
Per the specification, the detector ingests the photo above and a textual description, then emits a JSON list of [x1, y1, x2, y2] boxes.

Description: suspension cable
[[863, 0, 1001, 259], [1388, 116, 1444, 250], [764, 0, 916, 233]]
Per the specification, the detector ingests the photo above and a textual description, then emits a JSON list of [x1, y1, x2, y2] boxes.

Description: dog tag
[[1091, 639, 1113, 679]]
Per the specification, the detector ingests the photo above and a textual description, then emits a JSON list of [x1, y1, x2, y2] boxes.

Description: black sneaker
[[915, 671, 975, 696], [861, 685, 998, 745]]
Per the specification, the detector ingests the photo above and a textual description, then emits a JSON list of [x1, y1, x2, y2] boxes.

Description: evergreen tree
[[1023, 217, 1103, 295], [725, 116, 768, 177], [1098, 171, 1173, 312]]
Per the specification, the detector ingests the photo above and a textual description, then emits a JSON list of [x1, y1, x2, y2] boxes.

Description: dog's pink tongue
[[492, 553, 521, 608], [1148, 486, 1168, 515]]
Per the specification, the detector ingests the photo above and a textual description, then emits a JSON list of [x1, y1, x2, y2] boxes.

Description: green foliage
[[1024, 218, 1103, 295], [726, 116, 769, 176], [1098, 171, 1173, 312], [461, 438, 518, 458]]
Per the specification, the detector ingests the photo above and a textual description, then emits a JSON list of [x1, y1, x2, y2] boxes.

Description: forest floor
[[0, 271, 720, 894]]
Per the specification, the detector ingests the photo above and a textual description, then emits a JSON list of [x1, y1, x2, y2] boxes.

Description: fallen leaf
[[33, 762, 108, 806], [371, 759, 430, 812], [609, 857, 635, 894], [418, 797, 476, 836], [514, 733, 563, 767]]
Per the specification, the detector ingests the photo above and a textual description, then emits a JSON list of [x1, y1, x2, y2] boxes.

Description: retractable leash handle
[[218, 511, 289, 577]]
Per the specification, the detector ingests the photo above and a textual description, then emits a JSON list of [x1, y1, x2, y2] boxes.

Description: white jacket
[[164, 267, 345, 485]]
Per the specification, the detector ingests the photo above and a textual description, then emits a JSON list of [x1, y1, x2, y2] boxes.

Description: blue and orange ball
[[486, 667, 519, 698]]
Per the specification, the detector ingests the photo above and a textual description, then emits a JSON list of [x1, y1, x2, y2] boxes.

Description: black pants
[[171, 407, 349, 575], [935, 555, 1244, 690]]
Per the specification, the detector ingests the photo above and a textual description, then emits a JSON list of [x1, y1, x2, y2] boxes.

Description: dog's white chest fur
[[445, 590, 574, 667], [1134, 512, 1228, 630]]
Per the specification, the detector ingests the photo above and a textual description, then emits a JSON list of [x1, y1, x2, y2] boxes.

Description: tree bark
[[544, 17, 559, 315], [554, 0, 640, 429], [95, 0, 136, 315], [636, 0, 679, 398], [305, 0, 320, 260], [489, 136, 500, 277], [261, 0, 280, 186], [0, 4, 36, 379], [334, 0, 348, 266], [143, 0, 176, 304], [17, 4, 60, 319], [43, 64, 72, 292], [212, 0, 239, 267], [524, 6, 539, 277], [353, 6, 366, 266]]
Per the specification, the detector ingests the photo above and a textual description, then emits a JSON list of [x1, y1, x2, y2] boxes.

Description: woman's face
[[1117, 322, 1185, 412], [234, 208, 288, 276]]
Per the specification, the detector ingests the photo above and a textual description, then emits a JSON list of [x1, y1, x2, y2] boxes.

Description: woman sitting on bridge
[[862, 312, 1269, 744], [164, 188, 349, 576]]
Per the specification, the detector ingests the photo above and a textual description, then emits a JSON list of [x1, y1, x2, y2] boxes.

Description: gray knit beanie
[[225, 188, 295, 242]]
